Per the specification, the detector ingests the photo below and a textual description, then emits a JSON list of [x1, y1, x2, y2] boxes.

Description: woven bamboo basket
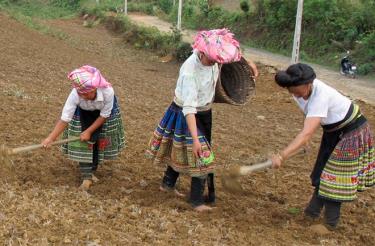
[[214, 57, 256, 105]]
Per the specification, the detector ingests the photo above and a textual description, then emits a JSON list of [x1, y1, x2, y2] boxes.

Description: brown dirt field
[[0, 13, 374, 245]]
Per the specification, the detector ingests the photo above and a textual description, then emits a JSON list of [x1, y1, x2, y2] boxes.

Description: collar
[[95, 88, 104, 102], [194, 50, 215, 70]]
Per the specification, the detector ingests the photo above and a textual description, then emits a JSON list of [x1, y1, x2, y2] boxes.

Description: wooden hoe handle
[[10, 137, 81, 155], [238, 159, 273, 175]]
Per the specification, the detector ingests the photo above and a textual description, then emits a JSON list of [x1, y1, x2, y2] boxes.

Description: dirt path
[[0, 12, 374, 245], [128, 13, 375, 106]]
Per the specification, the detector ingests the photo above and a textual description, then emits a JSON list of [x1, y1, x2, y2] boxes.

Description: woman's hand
[[185, 114, 202, 158], [42, 119, 68, 148], [251, 68, 259, 79], [248, 60, 259, 78], [80, 130, 92, 142], [192, 139, 203, 158], [41, 137, 54, 148], [271, 153, 283, 169]]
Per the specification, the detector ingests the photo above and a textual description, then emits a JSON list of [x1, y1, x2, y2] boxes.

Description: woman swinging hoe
[[271, 63, 375, 229]]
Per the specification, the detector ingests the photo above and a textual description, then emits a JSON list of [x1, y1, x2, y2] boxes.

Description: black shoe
[[304, 210, 319, 219], [324, 223, 338, 231], [204, 193, 216, 204], [304, 205, 321, 219]]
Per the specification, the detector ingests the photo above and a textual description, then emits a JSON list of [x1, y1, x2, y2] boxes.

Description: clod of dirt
[[309, 224, 331, 235]]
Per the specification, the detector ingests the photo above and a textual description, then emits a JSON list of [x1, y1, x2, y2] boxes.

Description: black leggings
[[78, 108, 102, 180], [161, 109, 215, 206], [162, 166, 215, 206], [304, 189, 342, 227]]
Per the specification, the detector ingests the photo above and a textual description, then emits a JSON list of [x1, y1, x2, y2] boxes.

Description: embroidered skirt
[[61, 97, 125, 163], [318, 122, 375, 202], [145, 102, 215, 177]]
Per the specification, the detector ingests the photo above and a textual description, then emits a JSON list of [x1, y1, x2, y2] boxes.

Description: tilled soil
[[0, 13, 374, 245]]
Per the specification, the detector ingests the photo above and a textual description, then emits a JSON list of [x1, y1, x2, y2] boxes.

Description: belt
[[173, 96, 212, 112], [324, 104, 362, 133]]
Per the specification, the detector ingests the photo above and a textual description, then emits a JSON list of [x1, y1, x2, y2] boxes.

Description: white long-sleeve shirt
[[61, 87, 114, 122], [174, 51, 220, 116]]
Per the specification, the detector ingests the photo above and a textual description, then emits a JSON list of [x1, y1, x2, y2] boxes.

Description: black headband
[[275, 63, 316, 87]]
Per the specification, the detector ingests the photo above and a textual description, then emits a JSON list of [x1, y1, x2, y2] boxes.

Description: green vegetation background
[[0, 0, 374, 76]]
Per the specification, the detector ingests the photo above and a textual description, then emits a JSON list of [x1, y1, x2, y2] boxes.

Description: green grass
[[0, 0, 77, 19], [1, 9, 69, 40], [1, 0, 372, 77], [0, 0, 81, 40], [80, 0, 130, 13], [102, 14, 183, 57]]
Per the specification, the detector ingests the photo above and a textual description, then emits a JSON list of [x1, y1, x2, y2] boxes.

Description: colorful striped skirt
[[61, 97, 125, 163], [318, 122, 375, 202], [145, 102, 215, 177]]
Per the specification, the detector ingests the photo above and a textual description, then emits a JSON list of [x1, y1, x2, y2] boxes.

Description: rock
[[41, 211, 49, 220], [119, 176, 131, 181], [160, 54, 173, 63], [122, 188, 133, 194], [87, 241, 100, 246], [125, 189, 134, 195], [309, 224, 331, 236], [265, 66, 278, 74], [63, 238, 71, 243], [256, 115, 266, 120], [139, 179, 148, 187], [48, 236, 59, 242], [0, 212, 6, 221]]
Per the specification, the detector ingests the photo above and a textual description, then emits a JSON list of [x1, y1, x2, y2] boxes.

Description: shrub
[[127, 2, 155, 15], [175, 42, 192, 62], [79, 6, 105, 20], [358, 63, 374, 75], [354, 31, 375, 75], [51, 0, 80, 10], [158, 0, 173, 14], [240, 0, 250, 13]]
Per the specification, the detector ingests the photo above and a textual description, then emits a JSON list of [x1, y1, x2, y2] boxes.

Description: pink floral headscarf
[[68, 65, 111, 93], [192, 28, 241, 64]]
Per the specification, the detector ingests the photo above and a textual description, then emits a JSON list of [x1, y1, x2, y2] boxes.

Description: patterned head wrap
[[192, 28, 241, 64], [68, 65, 111, 93]]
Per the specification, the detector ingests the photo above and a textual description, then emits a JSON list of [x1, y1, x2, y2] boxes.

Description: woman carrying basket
[[271, 63, 375, 228], [146, 28, 258, 211]]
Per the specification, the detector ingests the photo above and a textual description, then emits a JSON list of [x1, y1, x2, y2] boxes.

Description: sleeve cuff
[[182, 106, 197, 116], [100, 113, 110, 118], [60, 115, 72, 123]]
